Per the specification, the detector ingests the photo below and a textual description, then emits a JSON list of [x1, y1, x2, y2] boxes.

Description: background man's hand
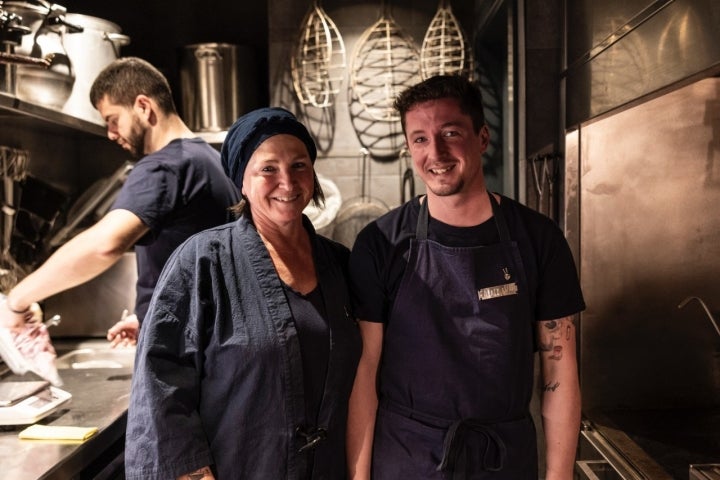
[[107, 313, 139, 348]]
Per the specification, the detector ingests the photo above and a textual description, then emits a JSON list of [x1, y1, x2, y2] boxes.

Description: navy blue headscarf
[[220, 107, 317, 190]]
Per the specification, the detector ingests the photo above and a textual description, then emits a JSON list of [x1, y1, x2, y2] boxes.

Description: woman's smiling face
[[242, 134, 315, 229]]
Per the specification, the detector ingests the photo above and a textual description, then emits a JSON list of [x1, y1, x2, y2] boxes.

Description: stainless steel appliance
[[562, 2, 720, 475], [564, 78, 720, 479], [0, 0, 82, 109]]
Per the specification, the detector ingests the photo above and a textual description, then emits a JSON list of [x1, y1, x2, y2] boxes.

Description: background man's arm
[[2, 209, 148, 323]]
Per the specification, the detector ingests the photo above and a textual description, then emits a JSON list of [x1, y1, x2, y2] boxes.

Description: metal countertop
[[0, 339, 133, 480]]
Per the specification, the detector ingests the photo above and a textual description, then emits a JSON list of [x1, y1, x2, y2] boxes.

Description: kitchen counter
[[0, 339, 133, 480]]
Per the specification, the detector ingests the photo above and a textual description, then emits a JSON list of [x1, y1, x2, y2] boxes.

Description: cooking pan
[[2, 0, 82, 109], [332, 148, 389, 249]]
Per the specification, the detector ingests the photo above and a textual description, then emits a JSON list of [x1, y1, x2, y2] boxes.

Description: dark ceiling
[[61, 0, 270, 107]]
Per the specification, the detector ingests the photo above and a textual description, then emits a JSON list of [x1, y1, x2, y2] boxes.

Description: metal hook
[[678, 296, 720, 338]]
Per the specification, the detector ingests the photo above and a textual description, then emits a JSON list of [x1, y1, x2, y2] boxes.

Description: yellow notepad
[[18, 425, 98, 442]]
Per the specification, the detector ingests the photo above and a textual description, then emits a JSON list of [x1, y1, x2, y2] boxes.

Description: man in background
[[0, 57, 239, 346]]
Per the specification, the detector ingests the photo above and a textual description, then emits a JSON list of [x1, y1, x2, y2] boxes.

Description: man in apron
[[347, 75, 585, 480]]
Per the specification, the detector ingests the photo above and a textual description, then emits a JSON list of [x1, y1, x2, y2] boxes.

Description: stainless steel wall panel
[[566, 0, 720, 126], [577, 77, 720, 411]]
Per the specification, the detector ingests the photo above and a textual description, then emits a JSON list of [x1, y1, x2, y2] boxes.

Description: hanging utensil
[[291, 0, 346, 109], [529, 154, 547, 213], [545, 155, 558, 221], [0, 146, 28, 292], [347, 82, 406, 160], [420, 0, 475, 80], [349, 0, 421, 123], [332, 148, 390, 249], [399, 147, 415, 203], [529, 153, 560, 219], [347, 1, 420, 159]]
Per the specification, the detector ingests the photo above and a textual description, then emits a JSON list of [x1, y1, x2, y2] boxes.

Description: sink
[[55, 347, 135, 370]]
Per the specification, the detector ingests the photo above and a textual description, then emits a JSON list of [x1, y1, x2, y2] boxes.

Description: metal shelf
[[0, 91, 106, 138]]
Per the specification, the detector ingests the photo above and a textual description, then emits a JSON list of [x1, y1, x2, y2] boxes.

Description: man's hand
[[0, 298, 42, 330], [106, 312, 139, 348]]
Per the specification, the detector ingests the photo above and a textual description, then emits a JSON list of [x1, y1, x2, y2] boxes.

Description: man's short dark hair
[[394, 75, 486, 134], [89, 57, 177, 114]]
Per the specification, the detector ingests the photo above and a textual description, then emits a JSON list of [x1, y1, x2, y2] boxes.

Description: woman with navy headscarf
[[125, 107, 362, 480]]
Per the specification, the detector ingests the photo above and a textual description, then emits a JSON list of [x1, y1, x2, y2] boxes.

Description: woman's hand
[[177, 466, 215, 480]]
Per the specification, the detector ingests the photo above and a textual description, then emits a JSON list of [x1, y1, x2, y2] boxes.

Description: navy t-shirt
[[111, 137, 239, 322], [349, 195, 585, 326]]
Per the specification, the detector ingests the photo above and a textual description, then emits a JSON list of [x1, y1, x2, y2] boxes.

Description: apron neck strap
[[417, 196, 430, 240], [416, 192, 509, 242], [488, 193, 511, 243]]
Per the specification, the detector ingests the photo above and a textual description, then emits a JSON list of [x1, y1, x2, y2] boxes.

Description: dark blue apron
[[372, 193, 538, 480]]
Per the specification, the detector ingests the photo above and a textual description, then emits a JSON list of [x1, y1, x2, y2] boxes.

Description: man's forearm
[[542, 380, 581, 479], [538, 316, 581, 480], [7, 230, 124, 309], [346, 361, 378, 479], [347, 320, 384, 480], [5, 209, 146, 311]]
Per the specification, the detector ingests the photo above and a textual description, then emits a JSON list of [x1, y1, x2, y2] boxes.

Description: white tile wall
[[314, 154, 424, 212]]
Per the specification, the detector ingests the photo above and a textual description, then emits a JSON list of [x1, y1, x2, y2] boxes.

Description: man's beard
[[125, 121, 146, 158], [428, 179, 464, 197]]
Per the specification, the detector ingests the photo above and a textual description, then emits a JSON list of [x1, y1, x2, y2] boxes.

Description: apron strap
[[488, 192, 511, 243], [416, 195, 430, 240], [437, 418, 507, 477], [382, 398, 513, 476]]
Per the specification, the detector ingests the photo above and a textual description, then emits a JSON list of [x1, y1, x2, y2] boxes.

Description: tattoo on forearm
[[543, 381, 560, 392], [538, 317, 576, 361]]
